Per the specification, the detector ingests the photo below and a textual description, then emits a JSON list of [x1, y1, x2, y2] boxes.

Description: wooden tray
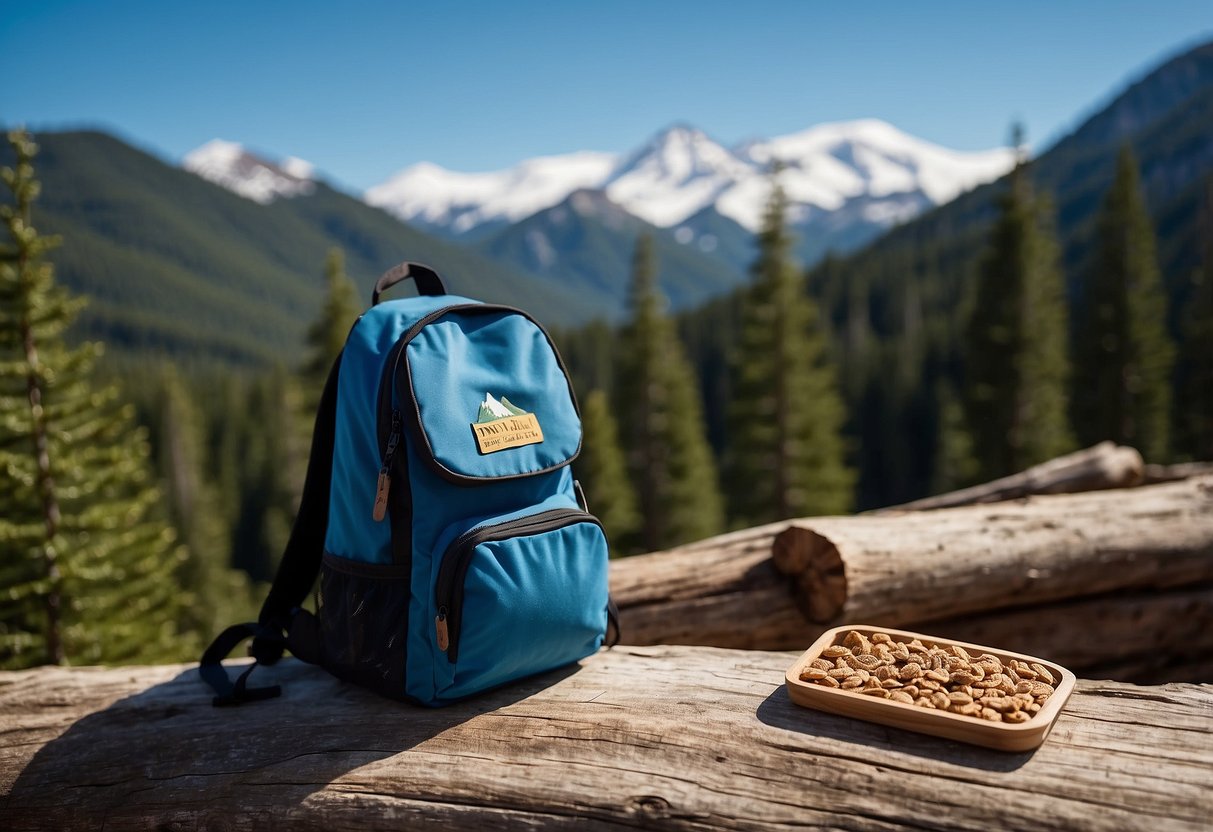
[[785, 624, 1076, 752]]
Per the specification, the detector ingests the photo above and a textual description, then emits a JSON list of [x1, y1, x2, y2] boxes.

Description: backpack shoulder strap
[[198, 352, 343, 706], [258, 350, 343, 637]]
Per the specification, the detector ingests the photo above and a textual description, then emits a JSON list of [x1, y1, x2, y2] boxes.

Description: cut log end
[[772, 526, 847, 623]]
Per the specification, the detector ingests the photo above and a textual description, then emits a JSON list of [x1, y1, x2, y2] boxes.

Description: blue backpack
[[201, 262, 616, 706]]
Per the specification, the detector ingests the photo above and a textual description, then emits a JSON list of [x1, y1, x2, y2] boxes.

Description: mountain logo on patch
[[475, 393, 529, 423], [471, 394, 544, 454]]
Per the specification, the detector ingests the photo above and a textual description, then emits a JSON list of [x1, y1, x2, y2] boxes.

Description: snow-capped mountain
[[602, 124, 754, 227], [365, 120, 1015, 240], [733, 119, 1015, 227], [183, 139, 316, 205], [477, 393, 515, 421], [365, 151, 618, 236]]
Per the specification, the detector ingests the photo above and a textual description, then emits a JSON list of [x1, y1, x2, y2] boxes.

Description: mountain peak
[[365, 150, 619, 236], [605, 123, 752, 226], [649, 121, 709, 143], [183, 139, 316, 204], [365, 119, 1013, 237], [736, 119, 1015, 218]]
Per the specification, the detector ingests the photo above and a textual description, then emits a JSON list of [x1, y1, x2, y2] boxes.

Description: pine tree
[[726, 176, 854, 524], [1175, 177, 1213, 460], [150, 365, 259, 636], [964, 129, 1074, 480], [227, 367, 303, 582], [0, 129, 187, 668], [575, 389, 640, 552], [1074, 146, 1175, 460], [303, 247, 359, 404], [615, 234, 724, 551], [931, 380, 979, 493]]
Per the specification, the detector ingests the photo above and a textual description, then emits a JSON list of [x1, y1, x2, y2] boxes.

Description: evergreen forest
[[2, 44, 1211, 669]]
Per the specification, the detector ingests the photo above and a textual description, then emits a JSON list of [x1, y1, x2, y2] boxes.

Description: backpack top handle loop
[[372, 261, 447, 306]]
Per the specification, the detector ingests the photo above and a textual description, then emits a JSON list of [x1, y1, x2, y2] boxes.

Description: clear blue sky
[[2, 1, 1210, 192]]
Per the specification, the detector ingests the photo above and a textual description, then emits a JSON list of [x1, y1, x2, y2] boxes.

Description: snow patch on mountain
[[735, 119, 1014, 227], [183, 139, 315, 204], [365, 151, 619, 234], [365, 119, 1014, 238], [602, 125, 752, 227]]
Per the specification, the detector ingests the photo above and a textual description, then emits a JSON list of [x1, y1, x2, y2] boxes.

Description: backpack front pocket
[[429, 508, 608, 701]]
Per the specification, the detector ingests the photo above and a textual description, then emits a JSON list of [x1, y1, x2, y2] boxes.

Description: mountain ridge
[[476, 187, 748, 314], [671, 38, 1213, 510], [2, 130, 607, 366], [354, 119, 1014, 257]]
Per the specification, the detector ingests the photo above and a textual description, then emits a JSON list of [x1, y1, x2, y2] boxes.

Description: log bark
[[611, 478, 1213, 680], [914, 585, 1213, 678], [876, 441, 1143, 512], [616, 480, 1213, 650], [771, 476, 1213, 627], [1144, 461, 1213, 484], [3, 649, 1212, 831], [609, 520, 807, 649]]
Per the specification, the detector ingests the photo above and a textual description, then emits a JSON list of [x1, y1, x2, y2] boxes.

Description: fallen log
[[611, 477, 1213, 681], [2, 648, 1211, 831], [877, 441, 1144, 512], [771, 475, 1213, 626], [1144, 460, 1213, 484], [609, 520, 805, 649], [916, 585, 1213, 679]]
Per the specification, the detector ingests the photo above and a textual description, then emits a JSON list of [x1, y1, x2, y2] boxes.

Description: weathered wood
[[612, 478, 1213, 669], [878, 441, 1144, 512], [1080, 652, 1213, 685], [771, 476, 1213, 628], [1144, 461, 1213, 484], [2, 648, 1211, 830], [616, 580, 1213, 682], [610, 520, 808, 649], [916, 585, 1213, 679]]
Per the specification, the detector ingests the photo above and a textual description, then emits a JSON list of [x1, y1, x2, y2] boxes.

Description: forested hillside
[[653, 39, 1213, 510], [477, 189, 746, 313], [4, 39, 1211, 672], [0, 131, 603, 365]]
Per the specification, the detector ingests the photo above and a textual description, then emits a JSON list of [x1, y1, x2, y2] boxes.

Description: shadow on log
[[2, 648, 1212, 830], [611, 476, 1213, 682]]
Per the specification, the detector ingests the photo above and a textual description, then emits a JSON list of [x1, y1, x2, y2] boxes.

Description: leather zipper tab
[[435, 608, 450, 651], [372, 469, 390, 521], [372, 410, 402, 522]]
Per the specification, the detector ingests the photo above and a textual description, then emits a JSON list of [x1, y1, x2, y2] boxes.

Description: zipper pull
[[435, 607, 450, 651], [372, 410, 402, 522], [372, 469, 391, 521]]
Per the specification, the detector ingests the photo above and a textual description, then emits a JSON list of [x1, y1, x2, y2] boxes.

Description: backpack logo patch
[[471, 393, 544, 454]]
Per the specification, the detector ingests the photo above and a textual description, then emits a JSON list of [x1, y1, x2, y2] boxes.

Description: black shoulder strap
[[257, 351, 343, 637], [198, 352, 343, 706]]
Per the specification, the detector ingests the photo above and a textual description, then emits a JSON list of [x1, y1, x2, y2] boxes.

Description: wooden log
[[3, 648, 1212, 830], [914, 585, 1213, 681], [1144, 461, 1213, 484], [613, 477, 1213, 660], [1079, 652, 1213, 685], [877, 441, 1143, 512], [609, 520, 809, 649], [772, 475, 1213, 627]]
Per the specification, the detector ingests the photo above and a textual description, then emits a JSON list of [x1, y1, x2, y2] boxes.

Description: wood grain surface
[[2, 646, 1211, 830], [610, 477, 1213, 684]]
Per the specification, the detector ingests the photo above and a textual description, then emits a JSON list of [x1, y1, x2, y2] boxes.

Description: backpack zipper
[[372, 409, 402, 521], [370, 303, 484, 521], [433, 508, 602, 664]]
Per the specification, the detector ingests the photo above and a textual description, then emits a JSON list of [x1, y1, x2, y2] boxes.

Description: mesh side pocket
[[318, 559, 410, 699]]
